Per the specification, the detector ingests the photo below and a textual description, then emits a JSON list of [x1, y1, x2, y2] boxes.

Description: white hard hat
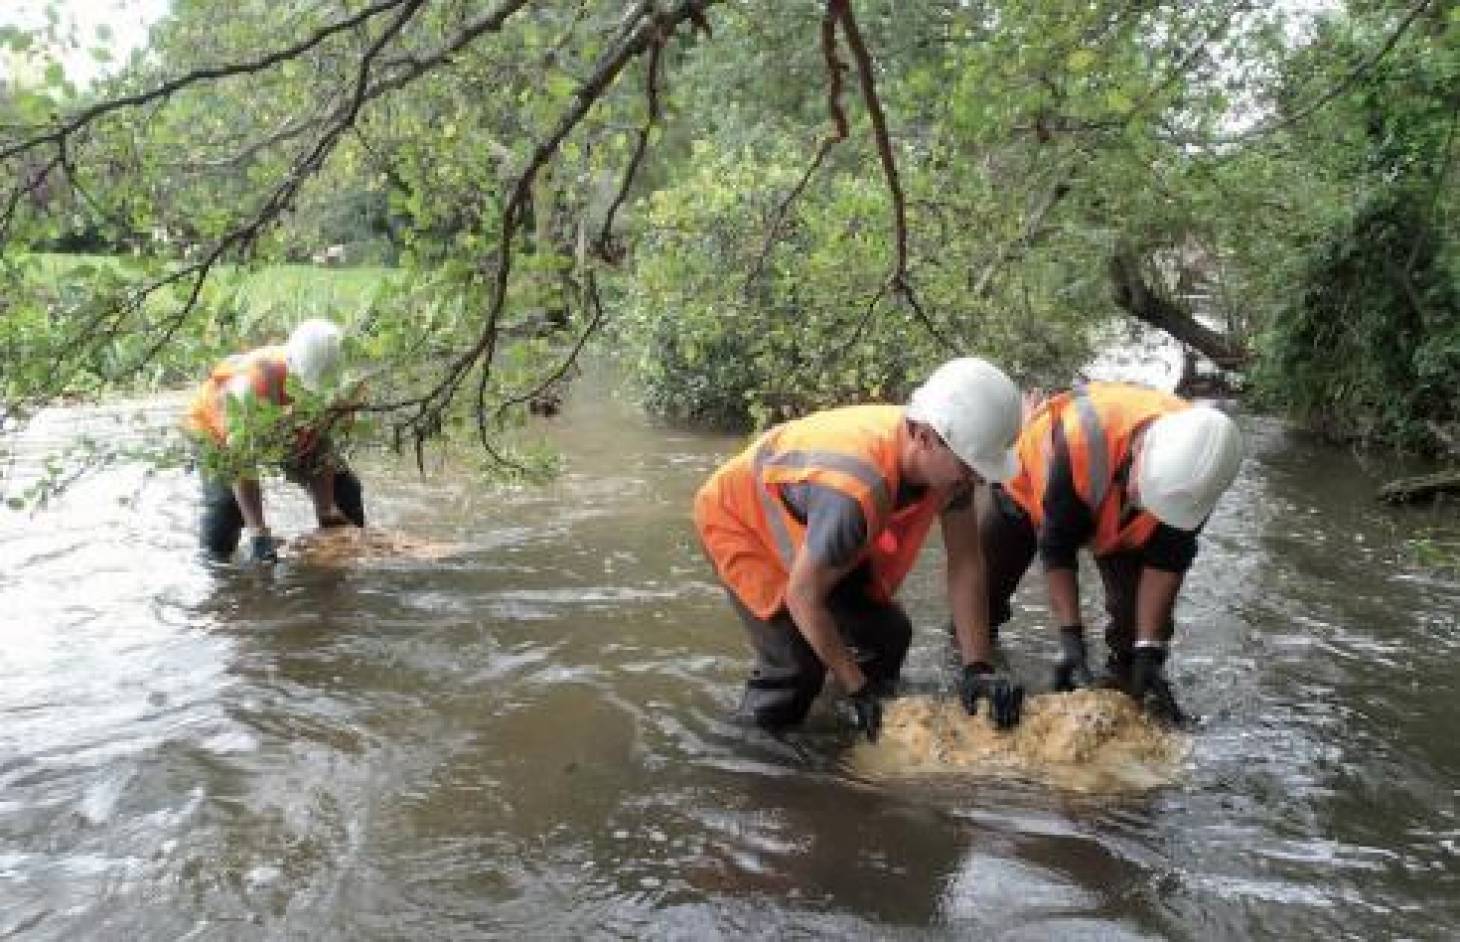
[[905, 357, 1022, 483], [285, 318, 343, 392], [1136, 406, 1243, 531]]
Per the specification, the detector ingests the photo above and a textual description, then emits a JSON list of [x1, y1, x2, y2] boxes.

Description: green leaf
[[546, 72, 575, 101]]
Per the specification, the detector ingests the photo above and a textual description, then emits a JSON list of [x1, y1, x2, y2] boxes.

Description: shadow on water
[[2, 368, 1458, 939]]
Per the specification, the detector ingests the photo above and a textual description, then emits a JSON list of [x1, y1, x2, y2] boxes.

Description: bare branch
[[0, 150, 62, 243], [743, 1, 849, 294], [55, 135, 129, 231], [833, 0, 955, 352], [833, 0, 907, 278], [896, 278, 959, 353], [489, 268, 607, 425], [1108, 249, 1248, 367], [595, 24, 666, 260], [823, 282, 892, 364], [169, 113, 334, 172]]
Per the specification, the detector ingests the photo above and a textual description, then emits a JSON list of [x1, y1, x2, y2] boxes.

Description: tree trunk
[[1378, 470, 1460, 504], [1107, 250, 1248, 369]]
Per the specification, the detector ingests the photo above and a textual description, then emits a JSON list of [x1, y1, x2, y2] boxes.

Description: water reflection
[[2, 375, 1458, 938]]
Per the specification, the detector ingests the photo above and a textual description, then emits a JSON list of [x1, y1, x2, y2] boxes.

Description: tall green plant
[[1254, 187, 1460, 448]]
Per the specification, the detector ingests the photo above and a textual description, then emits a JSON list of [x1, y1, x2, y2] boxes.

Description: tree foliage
[[0, 0, 1455, 470], [1246, 0, 1459, 450]]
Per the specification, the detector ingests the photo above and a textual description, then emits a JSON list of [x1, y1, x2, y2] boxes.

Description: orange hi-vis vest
[[184, 346, 291, 445], [693, 404, 946, 620], [1004, 382, 1189, 557]]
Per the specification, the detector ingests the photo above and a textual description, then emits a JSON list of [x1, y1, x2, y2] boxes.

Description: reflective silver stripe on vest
[[752, 441, 796, 567], [1071, 392, 1109, 509], [753, 443, 893, 567]]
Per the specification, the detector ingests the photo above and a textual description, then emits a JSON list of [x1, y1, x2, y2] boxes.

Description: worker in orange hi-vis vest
[[980, 381, 1243, 726], [184, 318, 365, 564], [693, 358, 1027, 742]]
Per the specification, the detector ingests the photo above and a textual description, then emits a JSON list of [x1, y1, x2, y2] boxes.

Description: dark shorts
[[198, 451, 366, 556], [728, 568, 912, 730]]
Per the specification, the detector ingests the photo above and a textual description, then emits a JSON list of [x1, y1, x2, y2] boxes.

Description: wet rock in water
[[850, 689, 1189, 793], [284, 527, 461, 565]]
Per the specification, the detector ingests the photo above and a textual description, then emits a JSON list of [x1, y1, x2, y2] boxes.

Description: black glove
[[1129, 646, 1187, 727], [1053, 625, 1094, 692], [845, 682, 883, 743], [248, 532, 280, 564], [959, 662, 1024, 729], [1099, 648, 1134, 693]]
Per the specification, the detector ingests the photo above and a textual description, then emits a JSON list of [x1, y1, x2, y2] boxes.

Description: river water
[[2, 368, 1457, 940]]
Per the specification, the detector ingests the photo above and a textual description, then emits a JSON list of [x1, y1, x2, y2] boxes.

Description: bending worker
[[694, 358, 1028, 742], [184, 318, 365, 563], [981, 381, 1243, 724]]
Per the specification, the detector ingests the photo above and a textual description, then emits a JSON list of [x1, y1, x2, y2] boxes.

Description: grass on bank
[[26, 251, 399, 336]]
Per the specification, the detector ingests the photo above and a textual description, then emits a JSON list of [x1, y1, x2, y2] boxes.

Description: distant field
[[26, 252, 400, 338], [16, 253, 405, 393], [229, 262, 400, 324]]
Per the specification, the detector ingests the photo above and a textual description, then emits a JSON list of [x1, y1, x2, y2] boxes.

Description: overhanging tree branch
[[1216, 0, 1433, 145], [18, 0, 536, 413], [594, 23, 666, 260], [0, 0, 416, 164], [489, 268, 606, 430], [394, 0, 722, 452], [970, 170, 1074, 298], [743, 0, 849, 296], [0, 150, 62, 244], [35, 0, 436, 401], [833, 0, 905, 278], [833, 0, 956, 352], [1108, 249, 1248, 367]]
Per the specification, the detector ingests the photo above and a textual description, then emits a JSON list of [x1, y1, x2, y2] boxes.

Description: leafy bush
[[1251, 187, 1460, 450], [620, 139, 1091, 431]]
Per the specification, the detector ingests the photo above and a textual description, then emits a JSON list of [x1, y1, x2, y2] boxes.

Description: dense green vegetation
[[1250, 8, 1460, 450], [3, 252, 395, 396], [1, 0, 1456, 464]]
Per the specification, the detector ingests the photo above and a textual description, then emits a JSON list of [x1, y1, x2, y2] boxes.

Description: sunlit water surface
[[2, 369, 1457, 939]]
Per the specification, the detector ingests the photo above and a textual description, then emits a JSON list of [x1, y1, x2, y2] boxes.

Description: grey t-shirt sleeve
[[780, 483, 868, 570]]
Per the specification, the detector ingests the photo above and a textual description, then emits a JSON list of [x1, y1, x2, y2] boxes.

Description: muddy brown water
[[2, 368, 1458, 939]]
